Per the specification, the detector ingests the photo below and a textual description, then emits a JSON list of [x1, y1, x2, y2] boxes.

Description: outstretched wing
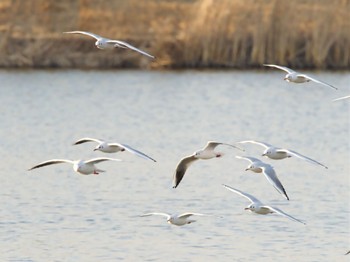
[[204, 141, 244, 151], [298, 74, 337, 90], [140, 212, 171, 219], [73, 137, 103, 145], [280, 149, 328, 169], [106, 40, 155, 59], [261, 166, 289, 200], [63, 31, 103, 40], [235, 155, 262, 164], [28, 159, 74, 170], [263, 64, 295, 74], [237, 140, 272, 149], [110, 143, 157, 162], [264, 205, 306, 224], [333, 95, 350, 102], [173, 155, 198, 188], [85, 157, 122, 164], [222, 184, 261, 204]]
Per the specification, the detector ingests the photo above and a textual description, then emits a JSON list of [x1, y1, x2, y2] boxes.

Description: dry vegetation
[[0, 0, 349, 69]]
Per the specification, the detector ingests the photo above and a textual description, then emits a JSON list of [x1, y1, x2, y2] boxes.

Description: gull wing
[[235, 155, 262, 164], [85, 157, 122, 164], [222, 184, 261, 204], [261, 166, 289, 200], [140, 213, 171, 219], [110, 143, 157, 162], [279, 149, 328, 169], [263, 64, 295, 74], [333, 95, 350, 102], [73, 137, 103, 145], [237, 140, 272, 149], [178, 213, 208, 219], [106, 40, 155, 59], [204, 141, 244, 151], [63, 31, 103, 40], [178, 213, 220, 219], [28, 159, 74, 170], [298, 74, 337, 90], [172, 155, 198, 188], [264, 205, 306, 224]]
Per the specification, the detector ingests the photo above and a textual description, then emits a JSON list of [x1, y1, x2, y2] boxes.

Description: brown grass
[[0, 0, 349, 69]]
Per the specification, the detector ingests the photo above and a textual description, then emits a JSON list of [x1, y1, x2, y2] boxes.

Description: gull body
[[236, 156, 290, 200], [264, 64, 337, 90], [73, 137, 156, 162], [172, 141, 243, 188], [63, 31, 155, 59], [28, 157, 121, 175], [140, 212, 211, 226], [222, 184, 305, 224], [238, 140, 328, 169]]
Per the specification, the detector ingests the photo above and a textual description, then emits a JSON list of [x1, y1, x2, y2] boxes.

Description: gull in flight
[[222, 184, 305, 224], [263, 64, 337, 90], [333, 95, 350, 102], [236, 156, 290, 200], [73, 137, 156, 162], [140, 212, 215, 226], [63, 31, 155, 59], [238, 140, 328, 169], [28, 157, 121, 175], [172, 141, 244, 188]]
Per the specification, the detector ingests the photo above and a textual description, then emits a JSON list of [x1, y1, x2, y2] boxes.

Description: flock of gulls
[[27, 30, 349, 254]]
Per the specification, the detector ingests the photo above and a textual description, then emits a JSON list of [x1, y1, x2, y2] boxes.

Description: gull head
[[284, 73, 293, 82], [244, 204, 255, 212], [262, 149, 271, 157], [245, 164, 255, 171], [94, 142, 108, 151]]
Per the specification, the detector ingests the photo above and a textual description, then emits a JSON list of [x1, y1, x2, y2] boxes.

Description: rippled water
[[0, 69, 349, 261]]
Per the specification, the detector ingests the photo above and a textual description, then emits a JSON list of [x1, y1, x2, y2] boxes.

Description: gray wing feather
[[111, 143, 157, 162], [85, 157, 122, 164], [73, 137, 102, 145], [173, 155, 198, 188], [222, 184, 261, 204], [106, 40, 155, 59], [265, 205, 306, 224], [263, 64, 295, 74], [28, 159, 74, 170], [281, 149, 328, 169], [63, 31, 103, 40], [298, 74, 337, 90], [261, 166, 289, 200]]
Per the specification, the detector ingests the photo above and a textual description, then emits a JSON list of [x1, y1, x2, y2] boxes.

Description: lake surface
[[0, 69, 349, 261]]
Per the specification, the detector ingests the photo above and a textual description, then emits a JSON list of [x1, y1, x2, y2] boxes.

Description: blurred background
[[0, 0, 349, 69]]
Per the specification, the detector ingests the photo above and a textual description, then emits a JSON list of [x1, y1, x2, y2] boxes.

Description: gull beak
[[262, 153, 266, 156], [244, 168, 249, 171], [283, 77, 287, 80], [244, 207, 250, 210], [93, 148, 98, 151]]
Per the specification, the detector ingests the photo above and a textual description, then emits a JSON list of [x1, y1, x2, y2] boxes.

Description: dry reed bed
[[0, 0, 349, 69]]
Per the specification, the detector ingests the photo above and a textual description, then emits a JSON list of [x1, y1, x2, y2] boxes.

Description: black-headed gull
[[222, 184, 305, 224], [236, 156, 289, 200], [140, 212, 214, 226], [237, 140, 328, 169], [28, 157, 121, 175], [63, 31, 155, 59], [172, 141, 244, 188], [263, 64, 337, 90], [73, 137, 156, 162], [333, 95, 350, 102]]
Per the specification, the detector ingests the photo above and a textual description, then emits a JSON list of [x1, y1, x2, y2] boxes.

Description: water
[[0, 69, 349, 261]]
